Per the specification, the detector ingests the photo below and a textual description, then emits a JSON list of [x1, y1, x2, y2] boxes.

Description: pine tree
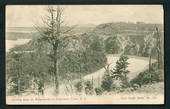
[[111, 54, 130, 88], [101, 72, 112, 92]]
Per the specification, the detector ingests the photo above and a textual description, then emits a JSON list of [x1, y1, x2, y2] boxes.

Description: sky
[[6, 5, 164, 27]]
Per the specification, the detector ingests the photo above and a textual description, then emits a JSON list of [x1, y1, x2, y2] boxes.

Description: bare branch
[[41, 16, 52, 28]]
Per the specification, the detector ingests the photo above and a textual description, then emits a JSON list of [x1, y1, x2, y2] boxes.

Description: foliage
[[58, 33, 107, 79], [8, 81, 18, 95], [101, 72, 113, 92], [93, 22, 163, 57], [6, 44, 51, 95], [124, 40, 140, 55], [74, 80, 83, 92], [130, 63, 164, 87], [104, 36, 121, 54], [6, 30, 107, 95], [104, 35, 140, 56], [6, 18, 164, 96], [84, 80, 94, 95], [142, 32, 156, 57], [111, 54, 130, 88], [154, 27, 163, 69], [6, 53, 30, 95], [94, 87, 103, 95]]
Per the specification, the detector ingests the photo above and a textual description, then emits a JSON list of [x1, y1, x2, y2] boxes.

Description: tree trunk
[[54, 75, 59, 93], [53, 47, 59, 93], [149, 55, 152, 72], [17, 76, 20, 95], [149, 55, 152, 83], [54, 58, 59, 90], [157, 50, 160, 69], [156, 27, 161, 69], [17, 59, 21, 95]]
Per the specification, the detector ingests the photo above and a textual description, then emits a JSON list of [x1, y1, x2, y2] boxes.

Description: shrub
[[9, 81, 19, 95], [130, 83, 140, 91], [101, 73, 113, 92], [130, 70, 150, 87], [74, 80, 83, 92], [130, 68, 164, 87], [152, 69, 164, 82], [120, 76, 130, 88], [95, 87, 103, 95], [84, 80, 93, 95]]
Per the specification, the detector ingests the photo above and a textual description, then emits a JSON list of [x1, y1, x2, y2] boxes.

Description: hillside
[[92, 22, 163, 43], [6, 22, 163, 41]]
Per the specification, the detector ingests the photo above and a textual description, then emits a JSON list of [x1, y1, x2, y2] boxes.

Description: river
[[58, 55, 155, 95], [6, 39, 31, 52]]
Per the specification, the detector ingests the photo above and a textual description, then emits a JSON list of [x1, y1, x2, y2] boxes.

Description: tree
[[142, 29, 158, 72], [101, 71, 113, 92], [155, 27, 162, 69], [81, 33, 107, 73], [111, 54, 130, 88], [35, 6, 74, 93], [29, 40, 50, 95], [124, 39, 140, 56], [6, 53, 21, 95], [116, 36, 133, 54], [142, 32, 156, 55], [104, 36, 121, 54], [6, 38, 54, 96], [6, 52, 32, 95], [142, 26, 163, 73]]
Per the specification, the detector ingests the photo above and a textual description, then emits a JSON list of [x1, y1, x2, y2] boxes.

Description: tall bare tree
[[116, 36, 133, 54], [143, 31, 156, 72], [35, 6, 74, 93], [155, 27, 162, 69]]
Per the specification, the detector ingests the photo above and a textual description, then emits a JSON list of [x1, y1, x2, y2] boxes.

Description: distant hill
[[63, 24, 96, 34], [6, 27, 38, 40], [91, 22, 163, 47], [6, 24, 96, 40], [6, 22, 163, 44], [7, 27, 36, 33], [6, 32, 39, 40], [92, 22, 163, 39]]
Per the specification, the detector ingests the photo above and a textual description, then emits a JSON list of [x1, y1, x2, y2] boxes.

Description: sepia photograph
[[6, 5, 164, 104]]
